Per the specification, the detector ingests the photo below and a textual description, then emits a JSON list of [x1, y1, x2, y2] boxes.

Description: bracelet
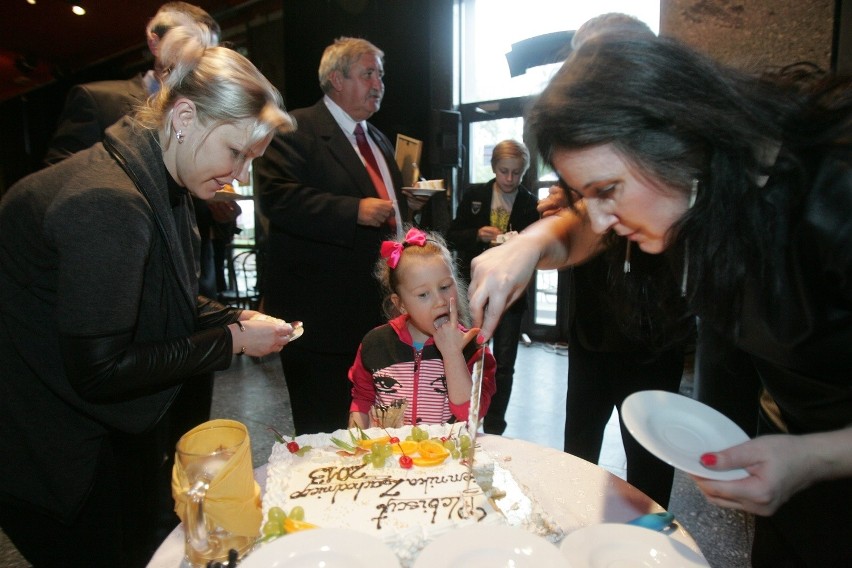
[[236, 321, 246, 356]]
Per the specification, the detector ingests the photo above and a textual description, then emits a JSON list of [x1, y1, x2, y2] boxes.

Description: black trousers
[[564, 340, 684, 508], [694, 320, 762, 437], [483, 309, 524, 434], [748, 410, 852, 567], [279, 342, 353, 434], [0, 425, 176, 568]]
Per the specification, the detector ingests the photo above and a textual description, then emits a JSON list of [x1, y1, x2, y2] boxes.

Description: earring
[[688, 178, 699, 209], [176, 129, 184, 144], [623, 240, 632, 274]]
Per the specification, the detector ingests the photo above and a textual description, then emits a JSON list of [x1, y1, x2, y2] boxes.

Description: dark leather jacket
[[0, 118, 239, 520]]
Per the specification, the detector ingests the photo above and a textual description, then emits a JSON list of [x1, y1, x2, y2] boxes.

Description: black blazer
[[43, 75, 148, 166], [256, 100, 406, 353]]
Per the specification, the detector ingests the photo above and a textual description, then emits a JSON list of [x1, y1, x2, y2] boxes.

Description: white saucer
[[560, 524, 710, 567], [621, 390, 750, 481], [288, 323, 304, 342], [402, 187, 446, 197], [239, 528, 399, 568], [413, 524, 566, 568]]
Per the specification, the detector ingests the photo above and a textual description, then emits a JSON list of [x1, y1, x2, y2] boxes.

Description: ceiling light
[[26, 0, 37, 5], [71, 4, 85, 15]]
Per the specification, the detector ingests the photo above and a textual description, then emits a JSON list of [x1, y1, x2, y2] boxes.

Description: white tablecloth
[[147, 434, 704, 567]]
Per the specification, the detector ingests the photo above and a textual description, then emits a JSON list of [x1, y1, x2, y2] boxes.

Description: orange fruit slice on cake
[[411, 454, 449, 467], [284, 518, 319, 534], [391, 440, 419, 455], [418, 439, 450, 460], [356, 436, 391, 449]]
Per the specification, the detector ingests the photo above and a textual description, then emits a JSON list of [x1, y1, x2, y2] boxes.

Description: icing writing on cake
[[287, 461, 486, 528], [262, 424, 502, 565], [259, 424, 567, 567]]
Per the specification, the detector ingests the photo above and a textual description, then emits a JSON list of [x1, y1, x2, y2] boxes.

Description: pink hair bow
[[381, 228, 428, 269]]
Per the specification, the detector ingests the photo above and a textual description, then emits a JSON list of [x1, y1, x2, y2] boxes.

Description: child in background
[[348, 227, 496, 428]]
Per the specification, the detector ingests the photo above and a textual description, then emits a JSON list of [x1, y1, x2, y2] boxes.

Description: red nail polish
[[700, 453, 717, 466], [477, 334, 485, 345]]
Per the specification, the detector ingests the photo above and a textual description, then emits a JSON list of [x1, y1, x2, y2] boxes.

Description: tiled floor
[[0, 341, 753, 567]]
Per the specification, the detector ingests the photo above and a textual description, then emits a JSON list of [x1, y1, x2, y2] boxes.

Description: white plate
[[239, 528, 399, 568], [413, 525, 566, 568], [288, 323, 304, 342], [213, 190, 252, 201], [621, 390, 750, 481], [402, 187, 446, 197], [560, 524, 710, 567]]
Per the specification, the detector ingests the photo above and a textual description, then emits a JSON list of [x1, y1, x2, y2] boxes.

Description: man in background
[[256, 36, 429, 434], [44, 1, 219, 164], [44, 2, 241, 301]]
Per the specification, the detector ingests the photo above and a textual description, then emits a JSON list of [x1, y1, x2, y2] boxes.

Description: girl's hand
[[348, 412, 369, 429], [432, 297, 478, 356], [690, 434, 822, 516], [229, 318, 296, 356], [433, 297, 480, 406]]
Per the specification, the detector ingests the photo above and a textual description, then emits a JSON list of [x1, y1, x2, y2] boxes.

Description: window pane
[[461, 0, 660, 103], [468, 117, 524, 183]]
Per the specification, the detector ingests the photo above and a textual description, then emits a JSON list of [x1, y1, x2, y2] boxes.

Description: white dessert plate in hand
[[213, 190, 252, 201], [560, 524, 710, 567], [622, 390, 750, 481], [239, 528, 399, 568], [402, 187, 446, 197], [288, 323, 304, 342], [413, 524, 566, 568]]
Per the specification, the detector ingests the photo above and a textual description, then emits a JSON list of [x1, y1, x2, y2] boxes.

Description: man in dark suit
[[43, 78, 148, 165], [43, 1, 220, 166], [256, 36, 428, 434]]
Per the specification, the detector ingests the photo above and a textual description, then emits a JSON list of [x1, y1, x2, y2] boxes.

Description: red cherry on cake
[[399, 455, 413, 469], [287, 441, 300, 453], [389, 437, 400, 444]]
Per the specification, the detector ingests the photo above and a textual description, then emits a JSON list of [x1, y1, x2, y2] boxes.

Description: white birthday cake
[[260, 424, 561, 566]]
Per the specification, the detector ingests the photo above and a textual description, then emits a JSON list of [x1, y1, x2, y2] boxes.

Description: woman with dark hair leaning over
[[468, 35, 852, 567], [0, 27, 297, 567]]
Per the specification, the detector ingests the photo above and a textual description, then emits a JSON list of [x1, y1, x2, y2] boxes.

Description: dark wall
[[0, 53, 151, 193]]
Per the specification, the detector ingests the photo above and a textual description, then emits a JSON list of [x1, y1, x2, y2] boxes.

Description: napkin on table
[[171, 419, 262, 536]]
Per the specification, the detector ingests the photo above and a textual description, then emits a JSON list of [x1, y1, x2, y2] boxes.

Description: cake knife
[[464, 342, 487, 492]]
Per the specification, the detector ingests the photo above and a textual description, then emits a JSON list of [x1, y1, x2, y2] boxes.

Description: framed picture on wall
[[395, 134, 422, 187]]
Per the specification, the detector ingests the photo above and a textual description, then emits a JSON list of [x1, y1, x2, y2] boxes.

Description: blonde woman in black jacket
[[0, 28, 295, 567]]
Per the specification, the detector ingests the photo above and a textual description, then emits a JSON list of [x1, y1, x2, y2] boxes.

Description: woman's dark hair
[[529, 35, 851, 335]]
